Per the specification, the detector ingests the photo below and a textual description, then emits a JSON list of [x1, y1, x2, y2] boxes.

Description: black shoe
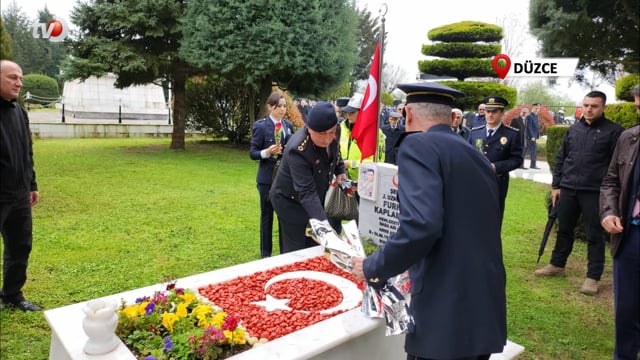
[[4, 299, 42, 311]]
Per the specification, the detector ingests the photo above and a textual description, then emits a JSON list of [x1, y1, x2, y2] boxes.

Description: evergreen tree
[[180, 0, 358, 116], [529, 0, 639, 82], [0, 18, 13, 60], [65, 0, 198, 150]]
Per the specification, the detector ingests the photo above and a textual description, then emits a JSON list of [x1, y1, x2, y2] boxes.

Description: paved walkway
[[28, 109, 171, 125], [510, 160, 552, 185]]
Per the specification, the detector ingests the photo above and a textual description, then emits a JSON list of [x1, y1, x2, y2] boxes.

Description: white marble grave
[[45, 246, 523, 359]]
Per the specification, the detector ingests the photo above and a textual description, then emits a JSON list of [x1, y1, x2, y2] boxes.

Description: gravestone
[[357, 162, 399, 246]]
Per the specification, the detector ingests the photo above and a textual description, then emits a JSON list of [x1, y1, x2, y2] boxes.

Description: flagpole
[[375, 4, 387, 163]]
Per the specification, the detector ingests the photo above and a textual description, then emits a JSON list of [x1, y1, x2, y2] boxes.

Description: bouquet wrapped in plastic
[[307, 219, 414, 336]]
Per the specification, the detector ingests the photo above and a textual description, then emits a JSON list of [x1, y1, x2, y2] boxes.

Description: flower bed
[[116, 255, 363, 359]]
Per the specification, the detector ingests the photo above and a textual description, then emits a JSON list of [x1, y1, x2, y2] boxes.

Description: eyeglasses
[[478, 108, 485, 112]]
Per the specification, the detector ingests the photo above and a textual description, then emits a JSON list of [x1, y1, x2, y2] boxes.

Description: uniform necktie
[[487, 129, 494, 139]]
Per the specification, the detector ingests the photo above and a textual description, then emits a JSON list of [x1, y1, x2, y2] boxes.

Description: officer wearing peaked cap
[[350, 82, 507, 360], [270, 102, 346, 253], [469, 96, 523, 222]]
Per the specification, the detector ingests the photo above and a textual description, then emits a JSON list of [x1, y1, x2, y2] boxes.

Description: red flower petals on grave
[[199, 256, 364, 341]]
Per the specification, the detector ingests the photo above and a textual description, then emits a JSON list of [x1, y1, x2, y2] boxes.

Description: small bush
[[422, 42, 501, 58], [428, 21, 503, 42], [545, 125, 569, 172], [419, 58, 495, 81], [20, 74, 60, 105], [439, 81, 517, 111], [605, 102, 639, 129], [614, 74, 639, 102]]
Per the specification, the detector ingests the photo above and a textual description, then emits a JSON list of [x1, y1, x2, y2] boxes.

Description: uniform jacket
[[469, 124, 523, 175], [381, 123, 405, 164], [452, 126, 470, 142], [471, 113, 486, 128], [552, 116, 624, 191], [600, 125, 640, 257], [363, 125, 506, 358], [510, 116, 526, 145], [270, 126, 345, 225], [0, 99, 37, 202], [249, 117, 295, 185], [525, 112, 540, 139]]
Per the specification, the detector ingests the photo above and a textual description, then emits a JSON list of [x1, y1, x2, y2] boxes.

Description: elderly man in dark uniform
[[270, 102, 346, 253], [469, 96, 523, 222], [352, 82, 506, 360], [381, 111, 405, 165]]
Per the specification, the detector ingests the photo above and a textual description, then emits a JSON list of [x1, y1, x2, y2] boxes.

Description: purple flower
[[135, 296, 150, 304], [145, 302, 156, 315], [144, 356, 158, 360], [164, 336, 174, 352]]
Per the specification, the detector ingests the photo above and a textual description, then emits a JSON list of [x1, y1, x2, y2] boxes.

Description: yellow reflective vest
[[339, 120, 385, 180]]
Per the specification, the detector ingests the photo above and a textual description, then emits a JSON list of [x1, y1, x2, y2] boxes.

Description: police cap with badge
[[397, 82, 465, 106], [483, 96, 508, 111]]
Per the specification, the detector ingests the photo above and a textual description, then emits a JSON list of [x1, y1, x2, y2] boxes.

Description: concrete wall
[[30, 123, 174, 139]]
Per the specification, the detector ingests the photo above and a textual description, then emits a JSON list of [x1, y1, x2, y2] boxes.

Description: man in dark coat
[[536, 91, 624, 296], [469, 96, 523, 222], [451, 108, 470, 141], [510, 108, 528, 168], [600, 93, 640, 358], [352, 82, 506, 360], [270, 102, 346, 253], [0, 60, 42, 311], [525, 104, 541, 169], [380, 111, 405, 165]]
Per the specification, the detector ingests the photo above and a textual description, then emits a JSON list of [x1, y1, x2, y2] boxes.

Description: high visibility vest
[[339, 121, 385, 180]]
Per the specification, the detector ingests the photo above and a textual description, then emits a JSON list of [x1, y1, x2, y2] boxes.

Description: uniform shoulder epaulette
[[256, 118, 267, 123], [504, 124, 519, 132], [297, 135, 310, 152], [471, 125, 486, 131]]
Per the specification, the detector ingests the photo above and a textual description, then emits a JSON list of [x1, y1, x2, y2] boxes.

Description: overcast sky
[[3, 0, 616, 103]]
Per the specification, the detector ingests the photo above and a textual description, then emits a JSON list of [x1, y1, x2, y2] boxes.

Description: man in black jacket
[[0, 60, 41, 311], [535, 91, 624, 296]]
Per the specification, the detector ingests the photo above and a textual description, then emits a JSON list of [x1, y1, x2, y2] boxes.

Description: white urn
[[82, 299, 119, 355]]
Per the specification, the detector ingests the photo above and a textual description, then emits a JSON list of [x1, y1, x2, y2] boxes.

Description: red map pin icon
[[492, 54, 511, 79]]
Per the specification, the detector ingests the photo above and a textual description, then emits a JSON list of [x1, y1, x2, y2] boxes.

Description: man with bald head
[[0, 60, 41, 311]]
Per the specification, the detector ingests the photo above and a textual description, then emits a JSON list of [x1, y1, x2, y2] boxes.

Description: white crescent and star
[[250, 271, 362, 314], [362, 75, 378, 112]]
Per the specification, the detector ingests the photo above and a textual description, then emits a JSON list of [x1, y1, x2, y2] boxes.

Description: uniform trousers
[[0, 195, 33, 302], [526, 139, 537, 168], [550, 189, 605, 280], [257, 183, 281, 258], [613, 224, 640, 360]]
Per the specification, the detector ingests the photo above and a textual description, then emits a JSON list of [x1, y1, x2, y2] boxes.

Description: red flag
[[352, 42, 381, 161]]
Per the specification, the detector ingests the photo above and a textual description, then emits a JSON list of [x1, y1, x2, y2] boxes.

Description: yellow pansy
[[162, 312, 178, 332], [179, 292, 196, 304], [176, 303, 188, 318], [122, 305, 138, 318]]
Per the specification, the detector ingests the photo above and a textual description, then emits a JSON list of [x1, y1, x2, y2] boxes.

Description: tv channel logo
[[492, 54, 579, 79], [32, 18, 69, 42]]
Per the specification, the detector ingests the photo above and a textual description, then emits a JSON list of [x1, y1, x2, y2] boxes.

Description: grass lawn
[[0, 138, 613, 359]]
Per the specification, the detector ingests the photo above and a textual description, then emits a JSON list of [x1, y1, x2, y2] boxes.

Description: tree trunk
[[170, 73, 187, 150]]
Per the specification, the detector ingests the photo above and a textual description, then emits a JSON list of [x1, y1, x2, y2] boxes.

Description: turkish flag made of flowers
[[352, 42, 381, 161], [199, 256, 364, 341]]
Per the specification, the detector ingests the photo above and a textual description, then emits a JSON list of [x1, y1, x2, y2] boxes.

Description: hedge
[[545, 125, 569, 172], [605, 102, 639, 129], [428, 21, 502, 43], [438, 81, 517, 111], [614, 73, 639, 102], [421, 43, 501, 58], [20, 74, 60, 105], [419, 58, 495, 81]]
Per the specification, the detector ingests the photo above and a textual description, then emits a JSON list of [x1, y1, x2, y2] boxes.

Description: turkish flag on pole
[[352, 42, 381, 162]]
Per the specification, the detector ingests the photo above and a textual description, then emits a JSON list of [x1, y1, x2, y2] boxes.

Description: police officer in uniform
[[270, 102, 347, 253], [469, 96, 523, 222]]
